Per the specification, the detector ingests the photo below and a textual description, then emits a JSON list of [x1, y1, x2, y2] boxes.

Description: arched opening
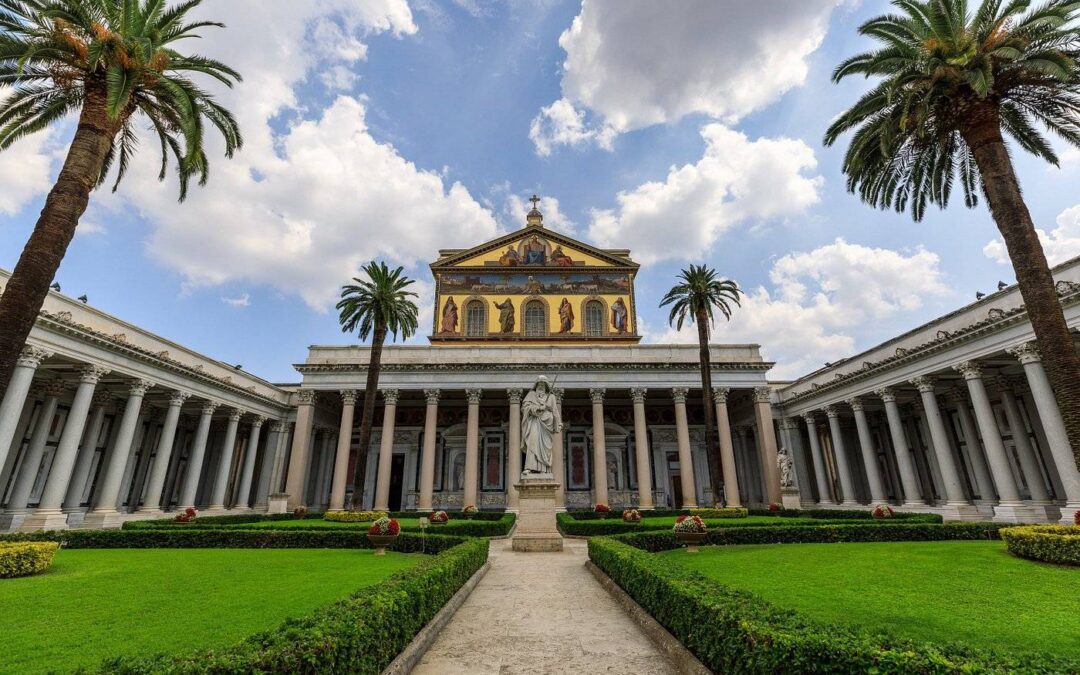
[[465, 300, 486, 337], [584, 300, 604, 337], [524, 300, 547, 337]]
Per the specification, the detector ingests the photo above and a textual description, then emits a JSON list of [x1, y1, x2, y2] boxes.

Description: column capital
[[269, 420, 286, 433], [846, 396, 864, 412], [630, 387, 647, 404], [752, 386, 772, 404], [168, 390, 191, 406], [506, 388, 522, 405], [671, 387, 689, 404], [992, 374, 1016, 394], [953, 361, 983, 380], [250, 414, 268, 428], [425, 388, 442, 405], [92, 390, 112, 407], [16, 345, 52, 368], [127, 379, 154, 397], [226, 407, 243, 422], [589, 388, 606, 404], [1007, 341, 1041, 364], [296, 388, 317, 405], [712, 387, 730, 403], [78, 364, 111, 384], [874, 387, 897, 403], [910, 375, 936, 393], [802, 411, 818, 425], [823, 404, 840, 418], [43, 379, 67, 398], [340, 389, 358, 405], [382, 388, 400, 405], [466, 388, 483, 405], [200, 400, 220, 415]]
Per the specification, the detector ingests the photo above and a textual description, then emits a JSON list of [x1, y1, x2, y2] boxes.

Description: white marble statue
[[777, 446, 795, 488], [521, 375, 562, 475]]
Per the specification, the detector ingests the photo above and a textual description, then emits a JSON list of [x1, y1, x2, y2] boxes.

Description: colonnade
[[789, 342, 1079, 524]]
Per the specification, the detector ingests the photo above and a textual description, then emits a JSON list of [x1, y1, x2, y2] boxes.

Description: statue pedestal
[[512, 475, 563, 552], [781, 487, 802, 510]]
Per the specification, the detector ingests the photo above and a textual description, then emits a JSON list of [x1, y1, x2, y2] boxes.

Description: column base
[[991, 502, 1041, 524], [935, 502, 985, 522], [62, 508, 88, 528], [1058, 502, 1080, 525], [0, 510, 30, 532], [81, 510, 130, 529], [18, 508, 71, 531], [1027, 501, 1058, 523], [839, 500, 862, 508]]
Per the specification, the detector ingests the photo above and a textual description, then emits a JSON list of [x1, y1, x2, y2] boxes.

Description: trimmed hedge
[[1001, 525, 1080, 566], [689, 507, 747, 519], [556, 512, 944, 537], [100, 537, 488, 674], [589, 533, 1076, 673], [324, 510, 388, 522], [0, 541, 58, 578], [123, 512, 517, 538], [745, 507, 944, 522], [395, 510, 508, 522], [123, 511, 327, 529]]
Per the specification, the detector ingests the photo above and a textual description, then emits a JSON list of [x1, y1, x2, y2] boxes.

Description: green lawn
[[0, 548, 420, 673], [660, 541, 1080, 656]]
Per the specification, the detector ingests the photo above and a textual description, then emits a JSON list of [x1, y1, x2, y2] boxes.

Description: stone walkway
[[412, 538, 678, 675]]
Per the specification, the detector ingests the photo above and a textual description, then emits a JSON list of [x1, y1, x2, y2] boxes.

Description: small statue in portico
[[521, 375, 562, 475], [494, 298, 515, 333], [777, 446, 795, 488]]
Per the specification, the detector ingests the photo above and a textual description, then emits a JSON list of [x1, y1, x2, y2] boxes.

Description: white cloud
[[984, 204, 1080, 268], [499, 189, 576, 234], [649, 239, 952, 378], [320, 65, 360, 91], [531, 0, 840, 153], [587, 124, 822, 263], [75, 220, 106, 237], [221, 293, 251, 307], [0, 121, 58, 216]]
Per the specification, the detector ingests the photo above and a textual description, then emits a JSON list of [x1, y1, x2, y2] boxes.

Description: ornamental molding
[[92, 390, 112, 406], [910, 375, 936, 393], [43, 380, 67, 397], [847, 396, 863, 412], [671, 387, 689, 404], [168, 390, 192, 406], [250, 414, 268, 427], [1006, 341, 1041, 365], [589, 388, 606, 404], [382, 389, 401, 405], [425, 388, 442, 405], [465, 388, 483, 404], [953, 361, 983, 380], [78, 364, 111, 384], [752, 386, 772, 404], [296, 389, 317, 405], [629, 386, 647, 404], [873, 387, 896, 403], [295, 360, 773, 374], [340, 390, 358, 405], [712, 387, 730, 404], [16, 345, 53, 368], [269, 421, 286, 433]]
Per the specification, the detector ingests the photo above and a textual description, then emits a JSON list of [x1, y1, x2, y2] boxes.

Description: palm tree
[[824, 0, 1080, 468], [660, 264, 742, 505], [0, 0, 242, 395], [336, 262, 419, 509]]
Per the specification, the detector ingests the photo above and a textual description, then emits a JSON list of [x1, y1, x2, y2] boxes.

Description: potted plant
[[292, 505, 308, 520], [430, 510, 449, 525], [872, 504, 895, 519], [174, 507, 197, 524], [673, 514, 708, 552], [1074, 510, 1079, 526], [767, 502, 783, 513], [367, 517, 400, 555], [594, 503, 611, 519], [462, 505, 478, 520], [622, 509, 641, 523]]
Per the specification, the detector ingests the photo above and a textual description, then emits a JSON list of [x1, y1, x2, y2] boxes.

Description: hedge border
[[556, 511, 942, 537], [563, 507, 942, 522], [123, 513, 517, 538], [0, 541, 58, 578], [1000, 525, 1080, 566], [589, 525, 1076, 673]]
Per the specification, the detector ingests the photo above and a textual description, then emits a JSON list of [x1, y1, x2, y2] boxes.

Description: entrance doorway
[[389, 455, 405, 511]]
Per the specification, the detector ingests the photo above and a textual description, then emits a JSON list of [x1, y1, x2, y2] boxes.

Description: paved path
[[412, 538, 678, 675]]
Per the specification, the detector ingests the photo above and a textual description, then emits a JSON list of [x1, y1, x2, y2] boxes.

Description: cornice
[[296, 360, 773, 374]]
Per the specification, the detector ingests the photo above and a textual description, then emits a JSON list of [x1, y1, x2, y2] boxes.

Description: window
[[584, 301, 604, 337], [465, 300, 486, 337], [524, 301, 546, 337]]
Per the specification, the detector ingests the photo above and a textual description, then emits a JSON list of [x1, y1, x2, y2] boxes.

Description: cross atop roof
[[529, 194, 541, 210]]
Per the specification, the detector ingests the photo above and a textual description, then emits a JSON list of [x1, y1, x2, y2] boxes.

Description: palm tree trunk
[[695, 308, 723, 504], [0, 81, 117, 395], [963, 115, 1080, 470], [351, 323, 387, 509]]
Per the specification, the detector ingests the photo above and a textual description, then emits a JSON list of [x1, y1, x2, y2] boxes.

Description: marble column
[[848, 397, 888, 503], [234, 415, 265, 510], [418, 389, 440, 511], [4, 380, 65, 517], [552, 387, 566, 509], [284, 389, 316, 510], [949, 387, 997, 505], [630, 387, 655, 509], [823, 404, 860, 506], [803, 413, 834, 505], [952, 363, 1034, 522], [1007, 343, 1080, 523], [255, 421, 283, 508], [328, 391, 357, 512], [176, 401, 217, 509], [0, 346, 51, 475], [373, 389, 400, 512], [83, 381, 152, 526], [316, 430, 335, 507], [910, 376, 976, 519], [875, 388, 926, 507], [207, 408, 241, 510], [589, 388, 609, 506], [752, 387, 783, 505], [463, 389, 481, 509], [506, 388, 523, 510], [63, 390, 111, 511], [996, 377, 1051, 511], [711, 388, 740, 508], [23, 366, 110, 529], [138, 390, 190, 513], [672, 387, 697, 508]]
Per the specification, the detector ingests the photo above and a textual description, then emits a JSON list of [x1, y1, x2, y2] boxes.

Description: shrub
[[430, 511, 449, 524], [587, 536, 1076, 673], [101, 538, 489, 673], [174, 507, 197, 523], [872, 504, 894, 519], [0, 542, 58, 579], [1001, 525, 1080, 566], [746, 507, 942, 523], [368, 517, 400, 536], [673, 515, 706, 534], [622, 509, 641, 523], [324, 510, 388, 523], [292, 506, 308, 519], [594, 503, 610, 514], [461, 505, 478, 519], [689, 507, 747, 519]]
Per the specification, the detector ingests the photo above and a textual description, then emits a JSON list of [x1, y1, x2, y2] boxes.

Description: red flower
[[595, 503, 610, 513], [1074, 509, 1080, 527], [368, 517, 400, 536], [676, 514, 688, 523], [768, 502, 782, 512]]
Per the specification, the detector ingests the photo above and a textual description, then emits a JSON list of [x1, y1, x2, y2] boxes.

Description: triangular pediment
[[433, 226, 637, 271]]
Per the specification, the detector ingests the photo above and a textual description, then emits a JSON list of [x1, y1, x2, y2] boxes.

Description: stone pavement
[[411, 538, 678, 675]]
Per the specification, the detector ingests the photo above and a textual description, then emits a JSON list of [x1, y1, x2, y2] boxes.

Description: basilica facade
[[0, 203, 1078, 530]]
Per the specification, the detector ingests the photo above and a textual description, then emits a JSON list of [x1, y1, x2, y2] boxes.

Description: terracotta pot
[[367, 533, 398, 555], [675, 531, 708, 552]]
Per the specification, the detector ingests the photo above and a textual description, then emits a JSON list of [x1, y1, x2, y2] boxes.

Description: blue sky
[[1, 0, 1078, 382]]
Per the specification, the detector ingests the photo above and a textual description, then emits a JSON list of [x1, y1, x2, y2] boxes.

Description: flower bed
[[324, 510, 388, 523], [1000, 525, 1080, 566], [0, 541, 58, 578], [430, 510, 449, 524], [587, 531, 1075, 673], [622, 509, 641, 523]]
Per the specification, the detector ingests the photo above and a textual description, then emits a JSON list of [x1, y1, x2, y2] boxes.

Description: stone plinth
[[512, 475, 563, 552], [780, 487, 801, 510], [267, 493, 289, 514]]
